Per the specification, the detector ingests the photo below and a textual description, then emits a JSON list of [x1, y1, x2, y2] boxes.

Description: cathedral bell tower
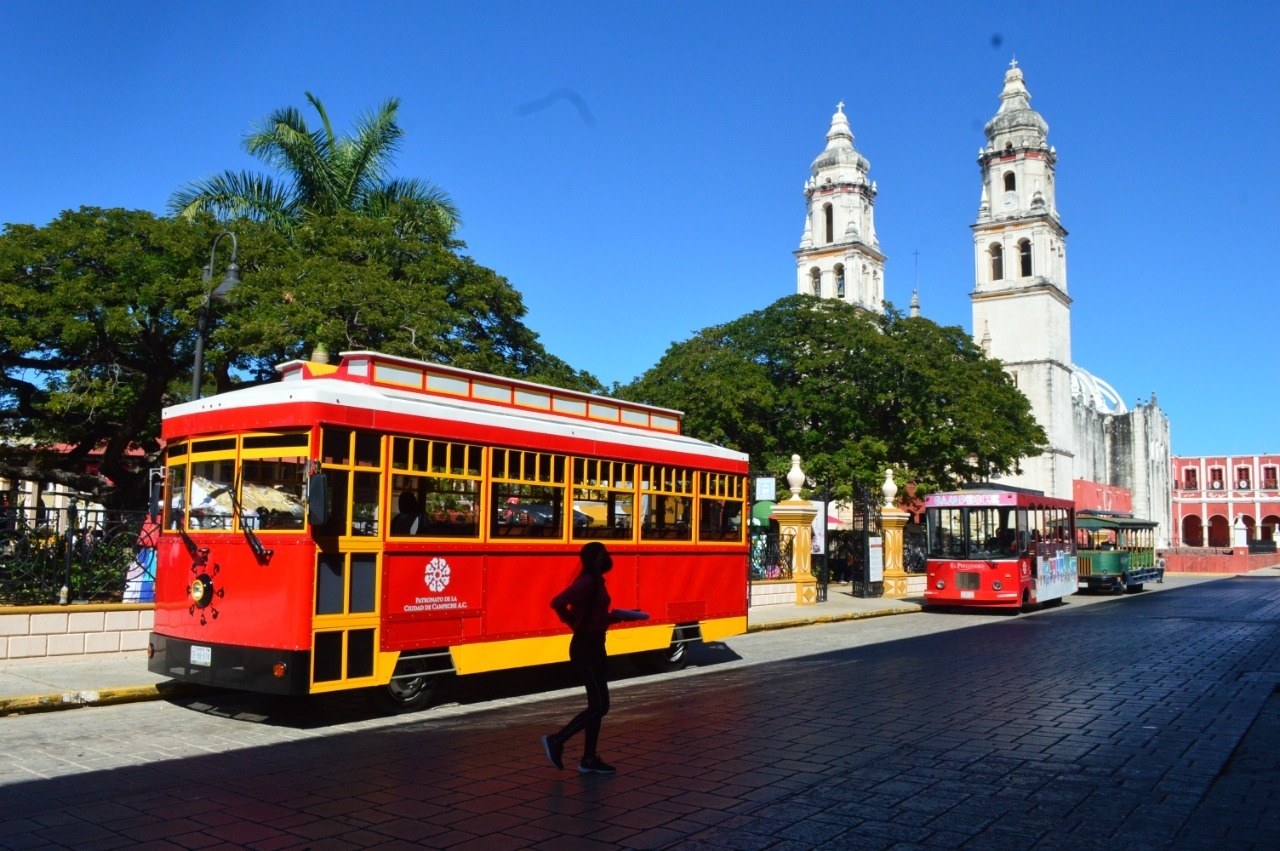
[[796, 103, 886, 312], [971, 61, 1074, 498]]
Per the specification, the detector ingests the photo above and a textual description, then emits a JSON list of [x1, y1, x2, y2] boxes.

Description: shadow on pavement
[[168, 641, 745, 730]]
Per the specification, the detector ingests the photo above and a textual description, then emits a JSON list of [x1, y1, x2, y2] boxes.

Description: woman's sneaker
[[542, 735, 563, 770], [578, 756, 616, 775]]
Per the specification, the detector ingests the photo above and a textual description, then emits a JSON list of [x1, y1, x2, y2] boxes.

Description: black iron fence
[[0, 504, 157, 606], [748, 529, 794, 582]]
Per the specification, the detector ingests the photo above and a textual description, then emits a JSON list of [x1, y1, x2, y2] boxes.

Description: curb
[[747, 605, 921, 632], [0, 681, 211, 716]]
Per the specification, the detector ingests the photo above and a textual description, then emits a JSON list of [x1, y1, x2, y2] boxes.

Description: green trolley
[[1075, 511, 1164, 594]]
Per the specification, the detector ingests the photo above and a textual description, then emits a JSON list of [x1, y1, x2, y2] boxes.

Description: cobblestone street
[[2, 578, 1278, 849]]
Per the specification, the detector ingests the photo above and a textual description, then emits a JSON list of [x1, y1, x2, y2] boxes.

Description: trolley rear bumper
[[148, 633, 312, 696]]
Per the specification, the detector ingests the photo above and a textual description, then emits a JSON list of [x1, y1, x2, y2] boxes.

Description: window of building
[[1183, 468, 1199, 491], [1003, 172, 1016, 192], [1209, 467, 1225, 490], [1236, 467, 1252, 489], [990, 243, 1004, 281], [835, 264, 845, 298], [810, 268, 821, 296], [824, 203, 834, 243], [1019, 239, 1032, 277], [1264, 466, 1277, 490]]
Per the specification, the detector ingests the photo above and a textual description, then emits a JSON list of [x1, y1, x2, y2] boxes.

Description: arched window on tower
[[990, 243, 1004, 281], [835, 264, 845, 299], [823, 204, 834, 244], [1018, 239, 1032, 277], [1003, 172, 1016, 192], [810, 268, 821, 296]]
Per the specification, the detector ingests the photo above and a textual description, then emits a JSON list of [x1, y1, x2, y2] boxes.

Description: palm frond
[[167, 171, 297, 229], [305, 92, 337, 150], [243, 106, 309, 171], [361, 179, 461, 234], [342, 97, 404, 207]]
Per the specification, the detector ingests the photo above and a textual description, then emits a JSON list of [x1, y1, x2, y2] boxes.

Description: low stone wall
[[1159, 548, 1280, 575], [0, 604, 153, 660], [750, 580, 798, 607]]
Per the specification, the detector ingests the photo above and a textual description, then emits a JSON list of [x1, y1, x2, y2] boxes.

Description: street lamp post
[[192, 232, 241, 401]]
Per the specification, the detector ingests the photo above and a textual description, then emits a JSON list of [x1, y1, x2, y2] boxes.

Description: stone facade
[[968, 63, 1172, 544], [795, 103, 885, 313], [1172, 454, 1280, 546], [797, 64, 1174, 544]]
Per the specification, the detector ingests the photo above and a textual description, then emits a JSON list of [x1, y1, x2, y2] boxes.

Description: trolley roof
[[163, 351, 747, 466], [1076, 511, 1158, 531]]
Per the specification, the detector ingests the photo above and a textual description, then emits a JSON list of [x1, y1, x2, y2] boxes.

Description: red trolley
[[148, 351, 748, 710], [923, 484, 1076, 611]]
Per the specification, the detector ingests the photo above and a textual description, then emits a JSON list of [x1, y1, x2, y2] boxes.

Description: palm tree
[[169, 93, 459, 234]]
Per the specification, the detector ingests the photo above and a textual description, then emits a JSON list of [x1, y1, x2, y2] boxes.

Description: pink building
[[1171, 454, 1280, 546]]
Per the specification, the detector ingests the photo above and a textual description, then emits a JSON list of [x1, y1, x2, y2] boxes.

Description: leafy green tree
[[619, 295, 1045, 497], [169, 93, 459, 235], [0, 208, 599, 507], [0, 208, 227, 504]]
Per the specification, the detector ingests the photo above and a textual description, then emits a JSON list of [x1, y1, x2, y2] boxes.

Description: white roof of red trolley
[[276, 350, 684, 435]]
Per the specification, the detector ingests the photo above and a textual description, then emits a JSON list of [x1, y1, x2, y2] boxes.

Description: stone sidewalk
[[1, 576, 1277, 848]]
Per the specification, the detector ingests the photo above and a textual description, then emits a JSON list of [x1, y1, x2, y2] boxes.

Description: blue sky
[[3, 1, 1277, 457]]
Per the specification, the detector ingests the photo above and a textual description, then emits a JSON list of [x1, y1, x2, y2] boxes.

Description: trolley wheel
[[1020, 590, 1032, 613], [367, 658, 437, 714], [632, 639, 690, 674]]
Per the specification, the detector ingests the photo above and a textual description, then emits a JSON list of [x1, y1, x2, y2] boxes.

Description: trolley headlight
[[935, 580, 945, 590], [992, 581, 1003, 591]]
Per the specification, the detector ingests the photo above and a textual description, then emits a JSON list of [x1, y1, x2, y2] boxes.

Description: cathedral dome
[[810, 102, 870, 179], [1071, 365, 1127, 414], [984, 63, 1049, 147]]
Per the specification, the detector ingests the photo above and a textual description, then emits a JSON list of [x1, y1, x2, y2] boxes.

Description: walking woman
[[543, 541, 621, 774]]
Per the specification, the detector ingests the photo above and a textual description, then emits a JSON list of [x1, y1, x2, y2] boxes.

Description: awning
[[751, 500, 776, 526]]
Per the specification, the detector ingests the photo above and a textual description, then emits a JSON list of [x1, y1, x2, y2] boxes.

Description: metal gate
[[748, 529, 793, 583], [828, 479, 883, 599]]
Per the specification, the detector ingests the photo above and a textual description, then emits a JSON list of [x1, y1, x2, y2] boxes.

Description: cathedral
[[795, 62, 1173, 545]]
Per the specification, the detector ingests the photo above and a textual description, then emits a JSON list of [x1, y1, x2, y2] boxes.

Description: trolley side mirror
[[307, 472, 329, 527], [149, 480, 163, 522]]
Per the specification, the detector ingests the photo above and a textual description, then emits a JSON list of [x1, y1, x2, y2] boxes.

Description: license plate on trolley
[[190, 645, 212, 667], [960, 591, 975, 599]]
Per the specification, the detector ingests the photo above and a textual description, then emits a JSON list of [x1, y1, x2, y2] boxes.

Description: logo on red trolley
[[424, 557, 451, 592]]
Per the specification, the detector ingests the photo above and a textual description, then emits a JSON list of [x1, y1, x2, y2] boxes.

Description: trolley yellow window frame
[[490, 449, 568, 541]]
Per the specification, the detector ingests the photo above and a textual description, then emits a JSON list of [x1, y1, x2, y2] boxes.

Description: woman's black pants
[[553, 632, 610, 759]]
